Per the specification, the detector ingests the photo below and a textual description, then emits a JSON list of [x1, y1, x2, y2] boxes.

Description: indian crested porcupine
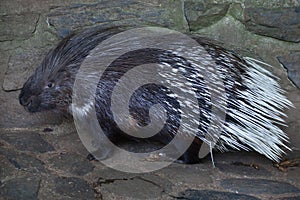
[[19, 26, 293, 164]]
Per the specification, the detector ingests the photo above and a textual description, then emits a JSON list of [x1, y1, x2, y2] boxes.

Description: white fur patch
[[71, 100, 95, 118]]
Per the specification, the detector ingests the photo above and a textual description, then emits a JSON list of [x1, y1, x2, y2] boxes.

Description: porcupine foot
[[176, 138, 202, 164], [87, 153, 97, 161]]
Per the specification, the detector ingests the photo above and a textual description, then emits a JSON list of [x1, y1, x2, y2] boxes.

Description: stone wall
[[1, 0, 299, 148]]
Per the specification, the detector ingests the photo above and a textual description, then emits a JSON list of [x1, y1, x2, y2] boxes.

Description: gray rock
[[0, 131, 55, 153], [44, 130, 89, 156], [156, 163, 213, 185], [48, 153, 94, 176], [54, 177, 95, 199], [286, 165, 300, 185], [99, 177, 163, 199], [0, 155, 16, 179], [0, 51, 9, 86], [278, 196, 300, 200], [3, 47, 50, 91], [221, 178, 300, 194], [178, 189, 260, 200], [244, 7, 300, 42], [0, 0, 100, 15], [0, 95, 63, 128], [278, 52, 300, 89], [139, 173, 174, 194], [184, 1, 230, 31], [91, 169, 173, 199], [47, 1, 186, 38], [38, 174, 94, 200], [90, 168, 137, 181], [216, 162, 271, 177], [213, 151, 271, 166], [0, 13, 39, 41], [0, 177, 40, 200], [2, 149, 46, 173], [281, 121, 300, 156]]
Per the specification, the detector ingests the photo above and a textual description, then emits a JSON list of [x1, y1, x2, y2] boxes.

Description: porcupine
[[19, 26, 292, 164]]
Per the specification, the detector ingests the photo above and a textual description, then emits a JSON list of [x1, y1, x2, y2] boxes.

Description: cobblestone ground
[[0, 123, 299, 200]]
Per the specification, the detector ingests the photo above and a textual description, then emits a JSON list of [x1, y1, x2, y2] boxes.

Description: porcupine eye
[[46, 82, 54, 89]]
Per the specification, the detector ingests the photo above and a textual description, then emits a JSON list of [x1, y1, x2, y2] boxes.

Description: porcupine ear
[[217, 57, 293, 162]]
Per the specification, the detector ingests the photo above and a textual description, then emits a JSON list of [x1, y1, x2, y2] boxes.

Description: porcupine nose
[[19, 96, 31, 107], [19, 91, 32, 107]]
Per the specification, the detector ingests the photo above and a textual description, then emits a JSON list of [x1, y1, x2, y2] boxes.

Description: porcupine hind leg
[[176, 138, 202, 164], [156, 132, 203, 164]]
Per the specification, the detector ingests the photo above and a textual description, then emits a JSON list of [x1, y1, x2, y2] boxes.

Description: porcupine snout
[[19, 90, 32, 107], [19, 90, 40, 112]]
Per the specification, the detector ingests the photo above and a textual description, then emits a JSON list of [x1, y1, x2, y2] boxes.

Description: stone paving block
[[38, 174, 94, 200], [184, 1, 230, 31], [286, 167, 300, 186], [48, 152, 95, 176], [221, 178, 300, 194], [0, 50, 9, 85], [156, 163, 213, 185], [216, 162, 271, 177], [90, 168, 138, 181], [0, 101, 63, 129], [278, 52, 300, 89], [99, 177, 164, 199], [54, 176, 95, 200], [0, 13, 39, 41], [278, 196, 300, 200], [284, 119, 300, 150], [47, 0, 186, 38], [0, 177, 40, 200], [0, 93, 63, 128], [3, 47, 49, 91], [0, 0, 101, 15], [214, 151, 272, 166], [139, 173, 174, 194], [0, 155, 16, 179], [0, 131, 55, 153], [178, 189, 260, 200], [90, 168, 174, 199], [244, 7, 300, 42], [44, 130, 88, 155], [3, 150, 46, 173]]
